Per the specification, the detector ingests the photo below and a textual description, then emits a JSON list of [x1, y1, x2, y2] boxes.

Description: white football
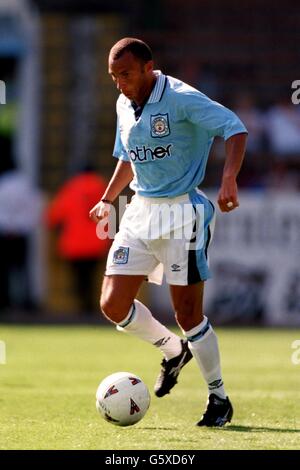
[[96, 372, 151, 426]]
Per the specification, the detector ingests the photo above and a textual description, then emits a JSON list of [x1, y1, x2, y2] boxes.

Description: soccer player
[[90, 38, 247, 426]]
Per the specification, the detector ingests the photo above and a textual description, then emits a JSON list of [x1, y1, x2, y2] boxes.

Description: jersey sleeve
[[112, 117, 130, 161], [182, 91, 248, 140]]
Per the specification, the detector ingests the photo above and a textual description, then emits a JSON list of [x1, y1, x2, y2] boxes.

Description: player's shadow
[[142, 427, 175, 431], [223, 425, 300, 433], [142, 425, 300, 433]]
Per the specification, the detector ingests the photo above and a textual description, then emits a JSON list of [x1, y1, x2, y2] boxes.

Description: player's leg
[[170, 281, 233, 426], [170, 281, 225, 397], [159, 188, 233, 425], [100, 274, 144, 323], [102, 195, 190, 396], [100, 274, 184, 361]]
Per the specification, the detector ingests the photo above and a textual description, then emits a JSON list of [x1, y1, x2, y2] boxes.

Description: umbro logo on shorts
[[171, 264, 181, 272]]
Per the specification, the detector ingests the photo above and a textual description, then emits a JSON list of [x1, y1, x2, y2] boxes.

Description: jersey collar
[[148, 71, 167, 104]]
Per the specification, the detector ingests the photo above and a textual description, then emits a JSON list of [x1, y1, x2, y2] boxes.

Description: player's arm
[[218, 132, 247, 213], [181, 91, 247, 213], [101, 160, 133, 203], [89, 160, 133, 223]]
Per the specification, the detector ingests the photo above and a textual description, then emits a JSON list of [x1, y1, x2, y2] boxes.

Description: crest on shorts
[[150, 113, 170, 138], [113, 246, 129, 264]]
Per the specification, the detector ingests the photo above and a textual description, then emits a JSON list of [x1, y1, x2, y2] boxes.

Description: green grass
[[0, 325, 299, 450]]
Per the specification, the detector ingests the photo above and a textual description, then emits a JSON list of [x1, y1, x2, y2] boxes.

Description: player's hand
[[217, 176, 239, 212], [89, 200, 112, 223]]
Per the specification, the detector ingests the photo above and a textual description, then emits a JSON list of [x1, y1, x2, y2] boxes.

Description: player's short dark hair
[[109, 38, 153, 63]]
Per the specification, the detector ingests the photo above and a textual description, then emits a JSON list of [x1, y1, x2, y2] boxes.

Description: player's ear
[[144, 60, 154, 73]]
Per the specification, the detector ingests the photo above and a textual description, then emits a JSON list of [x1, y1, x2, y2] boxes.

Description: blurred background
[[0, 0, 299, 326]]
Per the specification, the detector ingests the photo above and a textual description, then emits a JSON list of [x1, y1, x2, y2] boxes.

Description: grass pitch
[[0, 324, 299, 450]]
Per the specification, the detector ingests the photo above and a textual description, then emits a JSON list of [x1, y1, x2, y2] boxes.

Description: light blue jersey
[[113, 71, 247, 197]]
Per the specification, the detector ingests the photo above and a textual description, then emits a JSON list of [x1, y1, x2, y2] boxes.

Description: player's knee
[[174, 306, 204, 331], [99, 294, 131, 324], [99, 294, 114, 321]]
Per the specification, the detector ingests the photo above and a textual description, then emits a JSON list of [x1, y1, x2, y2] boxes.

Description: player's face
[[108, 51, 154, 103]]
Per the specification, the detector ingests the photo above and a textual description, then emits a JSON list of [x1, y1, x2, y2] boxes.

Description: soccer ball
[[96, 372, 151, 426]]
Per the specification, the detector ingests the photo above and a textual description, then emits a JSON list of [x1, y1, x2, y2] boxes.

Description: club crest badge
[[113, 246, 129, 264], [150, 113, 170, 138]]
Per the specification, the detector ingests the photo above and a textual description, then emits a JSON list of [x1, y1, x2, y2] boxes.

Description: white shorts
[[105, 189, 216, 285]]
